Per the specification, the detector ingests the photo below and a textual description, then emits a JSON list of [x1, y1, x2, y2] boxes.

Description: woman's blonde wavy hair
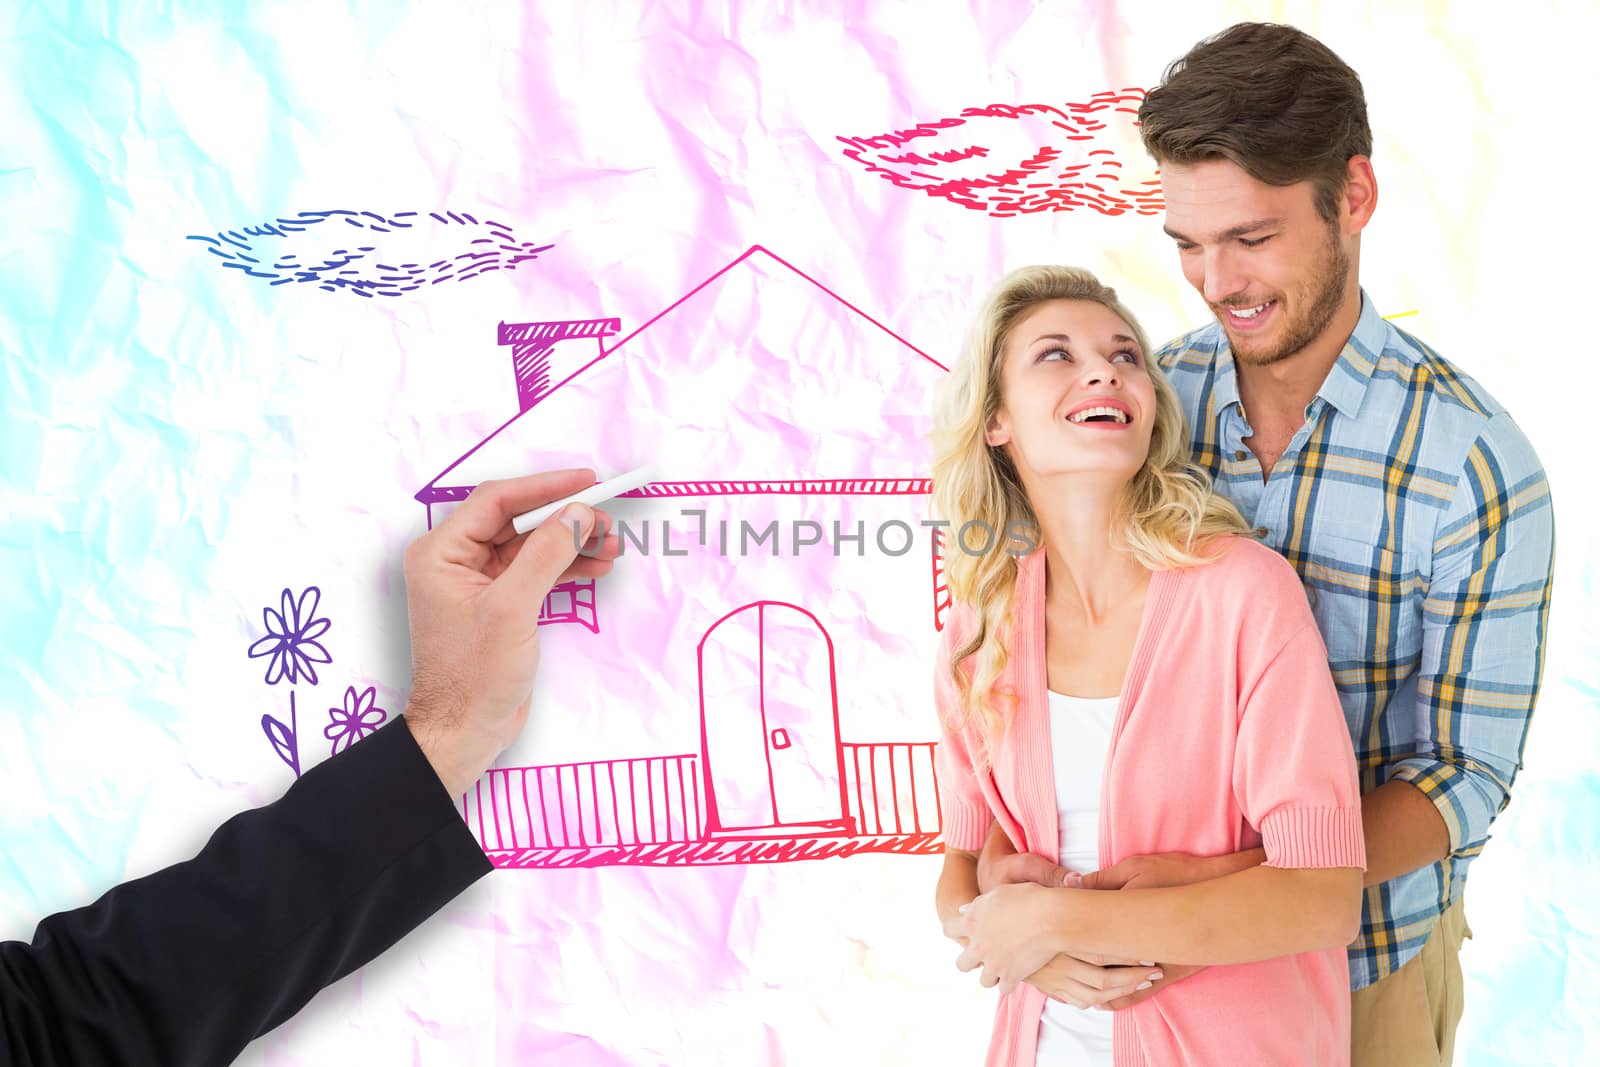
[[930, 265, 1251, 762]]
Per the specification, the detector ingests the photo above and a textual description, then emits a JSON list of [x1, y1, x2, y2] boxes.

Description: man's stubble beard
[[1226, 224, 1352, 369]]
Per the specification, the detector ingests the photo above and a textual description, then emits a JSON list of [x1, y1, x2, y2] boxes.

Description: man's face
[[1161, 158, 1355, 368]]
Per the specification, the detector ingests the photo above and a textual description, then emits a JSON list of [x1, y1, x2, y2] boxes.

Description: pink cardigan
[[935, 536, 1366, 1067]]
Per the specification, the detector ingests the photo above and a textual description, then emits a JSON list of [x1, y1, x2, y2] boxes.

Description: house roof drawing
[[416, 245, 949, 504], [411, 245, 956, 869]]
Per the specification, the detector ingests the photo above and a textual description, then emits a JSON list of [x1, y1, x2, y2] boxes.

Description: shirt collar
[[1210, 289, 1388, 422], [1317, 290, 1388, 419]]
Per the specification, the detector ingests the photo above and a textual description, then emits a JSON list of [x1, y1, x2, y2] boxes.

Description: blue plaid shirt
[[1157, 292, 1555, 989]]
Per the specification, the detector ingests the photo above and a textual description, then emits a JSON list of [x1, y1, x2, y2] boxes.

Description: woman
[[930, 266, 1364, 1066]]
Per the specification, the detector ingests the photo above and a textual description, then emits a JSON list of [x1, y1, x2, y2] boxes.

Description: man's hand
[[401, 470, 621, 797], [977, 820, 1077, 893], [1078, 851, 1239, 891], [977, 832, 1222, 1009]]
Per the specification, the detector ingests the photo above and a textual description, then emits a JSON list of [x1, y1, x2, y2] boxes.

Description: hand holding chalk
[[404, 468, 623, 797], [510, 464, 659, 535]]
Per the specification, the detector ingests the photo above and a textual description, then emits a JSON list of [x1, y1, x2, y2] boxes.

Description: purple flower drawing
[[247, 587, 332, 685], [325, 685, 389, 755]]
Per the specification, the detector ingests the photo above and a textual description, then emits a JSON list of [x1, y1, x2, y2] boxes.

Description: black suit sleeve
[[0, 716, 493, 1067]]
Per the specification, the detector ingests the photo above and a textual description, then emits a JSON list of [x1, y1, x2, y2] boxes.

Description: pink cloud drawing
[[838, 89, 1163, 218]]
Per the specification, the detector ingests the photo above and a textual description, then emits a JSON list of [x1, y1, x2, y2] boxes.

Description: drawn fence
[[461, 740, 944, 863], [464, 754, 704, 852], [840, 741, 942, 837]]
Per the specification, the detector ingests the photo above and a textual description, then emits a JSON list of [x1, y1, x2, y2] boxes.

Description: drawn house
[[416, 246, 955, 867]]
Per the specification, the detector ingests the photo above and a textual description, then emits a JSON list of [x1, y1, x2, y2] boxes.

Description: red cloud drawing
[[838, 89, 1163, 218]]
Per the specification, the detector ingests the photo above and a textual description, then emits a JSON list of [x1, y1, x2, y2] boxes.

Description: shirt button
[[1234, 450, 1248, 461]]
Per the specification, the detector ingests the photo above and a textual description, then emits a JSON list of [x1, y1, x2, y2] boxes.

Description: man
[[978, 22, 1555, 1065], [0, 471, 618, 1066]]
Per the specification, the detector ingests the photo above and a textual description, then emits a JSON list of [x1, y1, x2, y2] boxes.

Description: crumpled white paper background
[[2, 1, 1595, 1063]]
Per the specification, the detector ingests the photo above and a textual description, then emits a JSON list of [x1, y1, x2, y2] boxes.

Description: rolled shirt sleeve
[[1387, 411, 1556, 858]]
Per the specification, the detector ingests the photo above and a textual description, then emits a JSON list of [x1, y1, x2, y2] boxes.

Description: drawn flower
[[324, 685, 388, 755], [247, 586, 332, 685]]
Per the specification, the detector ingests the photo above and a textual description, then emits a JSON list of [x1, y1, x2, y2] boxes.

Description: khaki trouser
[[1350, 898, 1472, 1067]]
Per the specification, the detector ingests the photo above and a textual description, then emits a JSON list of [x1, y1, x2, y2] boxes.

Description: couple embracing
[[931, 22, 1554, 1067]]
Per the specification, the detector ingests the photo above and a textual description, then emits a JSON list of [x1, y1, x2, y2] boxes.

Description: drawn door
[[698, 601, 850, 836]]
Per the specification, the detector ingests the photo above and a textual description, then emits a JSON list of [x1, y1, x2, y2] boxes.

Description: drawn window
[[538, 578, 599, 633], [931, 528, 950, 632]]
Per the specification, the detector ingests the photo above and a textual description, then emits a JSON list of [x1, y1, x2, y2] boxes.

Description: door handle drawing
[[770, 728, 791, 750]]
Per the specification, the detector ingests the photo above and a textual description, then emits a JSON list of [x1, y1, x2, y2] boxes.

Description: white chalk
[[511, 464, 659, 535]]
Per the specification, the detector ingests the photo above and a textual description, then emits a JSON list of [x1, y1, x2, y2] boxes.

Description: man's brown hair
[[1138, 22, 1371, 222]]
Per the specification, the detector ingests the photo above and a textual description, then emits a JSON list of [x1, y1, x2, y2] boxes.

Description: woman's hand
[[1098, 962, 1205, 1010], [1026, 953, 1165, 1010], [949, 882, 1064, 996]]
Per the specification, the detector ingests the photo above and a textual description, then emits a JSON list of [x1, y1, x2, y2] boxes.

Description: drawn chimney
[[498, 317, 622, 411]]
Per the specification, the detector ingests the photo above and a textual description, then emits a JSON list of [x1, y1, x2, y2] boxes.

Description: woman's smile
[[1063, 397, 1135, 429]]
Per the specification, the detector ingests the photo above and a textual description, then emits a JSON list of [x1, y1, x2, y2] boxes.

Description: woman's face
[[985, 298, 1158, 490]]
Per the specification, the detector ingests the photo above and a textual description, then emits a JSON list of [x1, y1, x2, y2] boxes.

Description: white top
[[1034, 691, 1119, 1067]]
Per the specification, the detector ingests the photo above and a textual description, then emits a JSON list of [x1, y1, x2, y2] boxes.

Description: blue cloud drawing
[[188, 209, 554, 297]]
